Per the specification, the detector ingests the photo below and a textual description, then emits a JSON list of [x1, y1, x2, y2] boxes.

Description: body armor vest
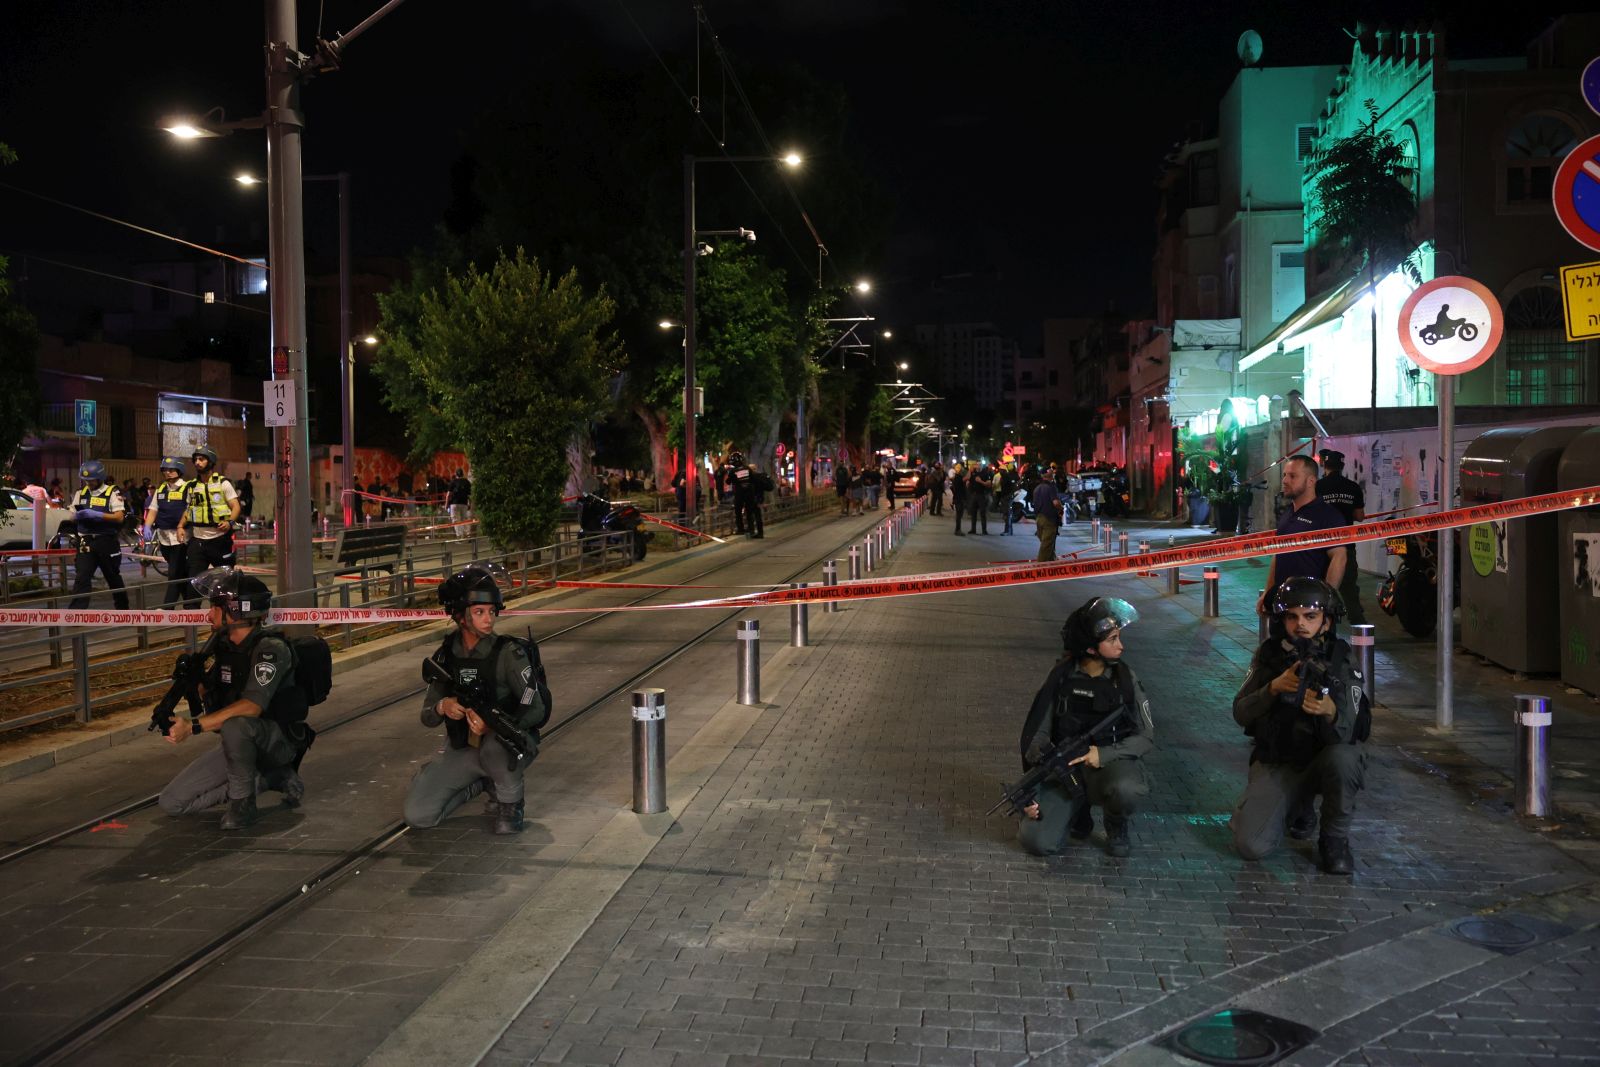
[[207, 627, 306, 727], [187, 474, 232, 526], [152, 481, 189, 529], [1054, 666, 1135, 747], [71, 486, 121, 537]]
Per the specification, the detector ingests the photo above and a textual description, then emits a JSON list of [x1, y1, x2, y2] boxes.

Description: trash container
[[1556, 426, 1600, 696], [1459, 425, 1586, 673]]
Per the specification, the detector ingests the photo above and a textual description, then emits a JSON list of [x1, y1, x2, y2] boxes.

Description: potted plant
[[1179, 430, 1217, 528]]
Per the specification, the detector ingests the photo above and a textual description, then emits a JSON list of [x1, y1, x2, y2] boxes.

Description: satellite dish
[[1237, 29, 1264, 67]]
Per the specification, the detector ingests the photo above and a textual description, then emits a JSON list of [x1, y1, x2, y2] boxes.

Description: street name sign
[[1396, 275, 1503, 377]]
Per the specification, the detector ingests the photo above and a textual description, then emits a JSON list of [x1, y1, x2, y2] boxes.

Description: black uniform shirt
[[1273, 498, 1346, 583], [1316, 473, 1365, 524]]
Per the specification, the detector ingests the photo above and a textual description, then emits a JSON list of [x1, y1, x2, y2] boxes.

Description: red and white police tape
[[6, 484, 1596, 628]]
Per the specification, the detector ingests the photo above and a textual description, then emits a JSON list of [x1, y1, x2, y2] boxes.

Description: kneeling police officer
[[158, 569, 314, 830], [1231, 576, 1369, 875], [405, 563, 548, 835], [1018, 597, 1154, 858]]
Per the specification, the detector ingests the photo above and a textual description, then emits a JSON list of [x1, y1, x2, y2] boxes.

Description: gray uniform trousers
[[1018, 760, 1147, 856], [1338, 546, 1366, 624], [404, 737, 526, 829], [1232, 744, 1366, 860], [159, 717, 299, 814]]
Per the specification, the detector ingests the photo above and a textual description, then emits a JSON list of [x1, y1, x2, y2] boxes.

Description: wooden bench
[[329, 524, 407, 602]]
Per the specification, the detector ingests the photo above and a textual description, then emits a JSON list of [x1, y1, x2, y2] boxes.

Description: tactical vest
[[1248, 639, 1357, 767], [207, 626, 307, 727], [436, 635, 533, 750], [71, 485, 121, 537], [187, 474, 232, 526], [1054, 665, 1137, 748], [152, 480, 189, 529]]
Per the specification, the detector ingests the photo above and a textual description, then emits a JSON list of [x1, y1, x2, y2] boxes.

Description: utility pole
[[265, 0, 313, 603], [682, 155, 698, 523]]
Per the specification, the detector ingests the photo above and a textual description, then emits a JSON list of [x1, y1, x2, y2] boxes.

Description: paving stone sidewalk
[[482, 516, 1600, 1067]]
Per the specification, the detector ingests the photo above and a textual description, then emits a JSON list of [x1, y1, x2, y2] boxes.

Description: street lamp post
[[682, 152, 800, 522]]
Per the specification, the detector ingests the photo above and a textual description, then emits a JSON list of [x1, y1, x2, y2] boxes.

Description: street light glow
[[782, 151, 802, 167], [898, 361, 909, 371], [658, 319, 678, 330], [164, 123, 211, 139], [361, 335, 378, 346], [235, 173, 261, 185], [882, 329, 893, 339], [855, 280, 871, 294]]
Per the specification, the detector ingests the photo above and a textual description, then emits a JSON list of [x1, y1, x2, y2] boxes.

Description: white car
[[1, 489, 72, 548]]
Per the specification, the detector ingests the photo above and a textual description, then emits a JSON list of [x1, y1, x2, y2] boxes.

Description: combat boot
[[1068, 805, 1094, 842], [1105, 815, 1131, 858], [1319, 836, 1354, 875], [493, 801, 525, 835], [220, 795, 258, 831], [278, 769, 305, 808], [1287, 797, 1316, 840]]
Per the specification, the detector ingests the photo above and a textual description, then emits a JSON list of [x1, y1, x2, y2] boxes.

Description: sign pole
[[1437, 373, 1455, 730]]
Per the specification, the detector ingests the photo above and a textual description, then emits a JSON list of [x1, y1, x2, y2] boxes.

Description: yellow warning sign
[[1559, 260, 1600, 341]]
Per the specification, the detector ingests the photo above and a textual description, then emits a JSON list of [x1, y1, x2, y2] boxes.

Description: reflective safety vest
[[186, 474, 234, 526], [71, 485, 123, 537], [151, 479, 190, 529]]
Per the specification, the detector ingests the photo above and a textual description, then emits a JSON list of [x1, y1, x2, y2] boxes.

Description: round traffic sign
[[1553, 132, 1600, 252], [1584, 55, 1600, 117], [1397, 275, 1503, 376]]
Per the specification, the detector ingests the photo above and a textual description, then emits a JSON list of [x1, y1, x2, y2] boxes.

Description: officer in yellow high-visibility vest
[[184, 445, 241, 585], [68, 458, 129, 609]]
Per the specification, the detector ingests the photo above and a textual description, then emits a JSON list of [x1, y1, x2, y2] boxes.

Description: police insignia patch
[[460, 668, 479, 684], [520, 666, 532, 683], [253, 662, 277, 686]]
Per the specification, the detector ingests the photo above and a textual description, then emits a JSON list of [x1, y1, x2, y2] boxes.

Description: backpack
[[289, 635, 334, 707]]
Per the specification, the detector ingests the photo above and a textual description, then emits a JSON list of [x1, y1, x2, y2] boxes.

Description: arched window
[[1504, 112, 1581, 204], [1503, 285, 1587, 405]]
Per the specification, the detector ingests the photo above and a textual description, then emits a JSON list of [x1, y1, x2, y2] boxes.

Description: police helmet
[[1268, 576, 1344, 622], [192, 445, 219, 470], [159, 455, 187, 476], [728, 451, 745, 468], [1061, 596, 1139, 658], [79, 459, 107, 483], [438, 561, 507, 617], [191, 568, 272, 621]]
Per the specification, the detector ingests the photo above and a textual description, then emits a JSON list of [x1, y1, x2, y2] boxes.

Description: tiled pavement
[[481, 516, 1600, 1067]]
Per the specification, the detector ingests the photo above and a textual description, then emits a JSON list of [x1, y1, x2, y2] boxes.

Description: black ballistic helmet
[[728, 450, 745, 468], [1268, 576, 1344, 622], [438, 561, 507, 617], [192, 568, 272, 620], [1060, 596, 1139, 658]]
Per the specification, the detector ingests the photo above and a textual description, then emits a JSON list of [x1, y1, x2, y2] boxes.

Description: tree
[[1310, 100, 1421, 429], [0, 143, 41, 475], [373, 249, 623, 548]]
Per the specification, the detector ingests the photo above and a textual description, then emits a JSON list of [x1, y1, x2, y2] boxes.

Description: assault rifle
[[1287, 638, 1333, 713], [421, 656, 534, 770], [149, 633, 220, 736], [986, 706, 1128, 817]]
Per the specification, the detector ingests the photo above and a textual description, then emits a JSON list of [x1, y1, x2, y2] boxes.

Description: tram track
[[8, 511, 902, 1067]]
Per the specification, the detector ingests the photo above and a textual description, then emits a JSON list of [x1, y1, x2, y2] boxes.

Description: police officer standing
[[184, 446, 240, 583], [405, 564, 547, 835], [158, 569, 312, 830], [1017, 597, 1155, 858], [67, 459, 129, 610], [726, 451, 761, 538], [143, 456, 190, 608], [1316, 448, 1367, 624], [1231, 577, 1369, 875]]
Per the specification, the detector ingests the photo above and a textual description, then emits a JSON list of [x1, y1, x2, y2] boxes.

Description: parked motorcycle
[[1378, 533, 1437, 638], [578, 492, 652, 561]]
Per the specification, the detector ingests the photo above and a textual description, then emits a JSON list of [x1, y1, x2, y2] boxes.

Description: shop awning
[[1239, 275, 1362, 371]]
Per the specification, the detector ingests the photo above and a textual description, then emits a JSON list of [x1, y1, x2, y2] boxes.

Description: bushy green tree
[[374, 249, 622, 547], [0, 143, 42, 475]]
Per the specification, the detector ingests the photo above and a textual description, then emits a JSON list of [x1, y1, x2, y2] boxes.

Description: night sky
[[1, 1, 1564, 350]]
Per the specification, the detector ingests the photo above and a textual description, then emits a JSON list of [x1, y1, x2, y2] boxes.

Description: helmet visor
[[190, 568, 236, 601], [1088, 597, 1139, 641]]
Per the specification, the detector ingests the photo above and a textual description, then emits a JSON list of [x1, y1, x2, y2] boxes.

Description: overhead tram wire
[[614, 0, 822, 286], [0, 181, 267, 271]]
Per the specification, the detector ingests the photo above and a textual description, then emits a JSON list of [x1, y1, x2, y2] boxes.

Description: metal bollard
[[73, 633, 92, 723], [736, 620, 761, 705], [1092, 517, 1101, 543], [1103, 525, 1114, 551], [848, 546, 861, 581], [1118, 531, 1130, 556], [1257, 589, 1270, 643], [790, 583, 809, 647], [1166, 566, 1180, 595], [1350, 624, 1376, 708], [1514, 695, 1552, 817], [864, 536, 875, 573], [631, 689, 667, 814], [823, 559, 840, 614], [1202, 568, 1220, 617], [876, 527, 886, 560]]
